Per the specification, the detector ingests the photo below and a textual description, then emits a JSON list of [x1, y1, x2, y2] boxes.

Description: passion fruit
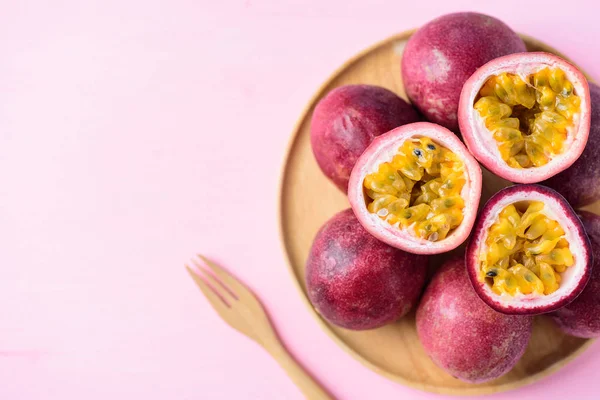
[[459, 52, 591, 183], [466, 184, 592, 315], [305, 209, 427, 330], [551, 211, 600, 337], [310, 84, 420, 191], [401, 12, 526, 131], [417, 257, 533, 383], [348, 122, 482, 255], [542, 83, 600, 207]]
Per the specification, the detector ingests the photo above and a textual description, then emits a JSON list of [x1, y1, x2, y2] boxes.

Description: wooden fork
[[186, 255, 333, 400]]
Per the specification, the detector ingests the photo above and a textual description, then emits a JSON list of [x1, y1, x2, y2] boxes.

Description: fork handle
[[267, 342, 334, 400]]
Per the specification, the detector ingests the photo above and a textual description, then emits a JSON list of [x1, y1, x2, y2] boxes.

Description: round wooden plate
[[279, 30, 597, 395]]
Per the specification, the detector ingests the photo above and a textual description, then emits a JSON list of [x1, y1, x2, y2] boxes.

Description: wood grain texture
[[279, 30, 599, 395]]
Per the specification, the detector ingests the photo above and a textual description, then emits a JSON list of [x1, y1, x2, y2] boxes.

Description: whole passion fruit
[[401, 12, 526, 131], [417, 257, 532, 383], [466, 184, 592, 315], [542, 83, 600, 207], [348, 122, 482, 255], [459, 52, 591, 183], [551, 211, 600, 338], [305, 209, 427, 330], [310, 84, 420, 191]]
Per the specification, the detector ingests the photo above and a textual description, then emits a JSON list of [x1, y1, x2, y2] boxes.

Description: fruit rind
[[310, 84, 420, 191], [305, 209, 427, 330], [348, 122, 482, 255], [466, 184, 592, 315], [401, 11, 526, 131], [551, 211, 600, 338], [542, 83, 600, 207], [459, 52, 591, 183], [417, 257, 533, 383]]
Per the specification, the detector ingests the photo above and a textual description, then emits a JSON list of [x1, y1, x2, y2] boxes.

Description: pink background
[[2, 1, 600, 399]]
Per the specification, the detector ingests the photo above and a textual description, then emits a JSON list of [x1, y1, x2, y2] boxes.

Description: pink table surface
[[2, 1, 600, 399]]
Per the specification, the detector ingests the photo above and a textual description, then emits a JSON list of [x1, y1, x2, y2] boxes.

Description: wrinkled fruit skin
[[543, 83, 600, 207], [552, 211, 600, 338], [310, 85, 420, 191], [305, 209, 427, 330], [416, 257, 532, 383], [401, 12, 526, 131]]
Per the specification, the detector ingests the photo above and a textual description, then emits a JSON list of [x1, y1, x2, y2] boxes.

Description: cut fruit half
[[459, 52, 591, 183], [348, 122, 482, 255], [466, 184, 592, 315]]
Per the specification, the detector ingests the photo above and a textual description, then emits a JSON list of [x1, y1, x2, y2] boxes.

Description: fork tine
[[191, 258, 237, 301], [187, 262, 263, 345], [185, 265, 231, 312], [197, 254, 254, 299]]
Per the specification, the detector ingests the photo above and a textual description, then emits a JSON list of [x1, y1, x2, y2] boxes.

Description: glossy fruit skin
[[348, 122, 482, 255], [310, 85, 419, 192], [417, 257, 532, 383], [543, 83, 600, 207], [305, 209, 427, 330], [458, 52, 591, 184], [551, 211, 600, 338], [401, 12, 526, 131], [466, 184, 592, 315]]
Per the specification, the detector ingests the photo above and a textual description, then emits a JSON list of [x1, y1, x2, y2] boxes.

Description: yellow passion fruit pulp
[[363, 137, 466, 242], [479, 201, 573, 296], [474, 68, 581, 169]]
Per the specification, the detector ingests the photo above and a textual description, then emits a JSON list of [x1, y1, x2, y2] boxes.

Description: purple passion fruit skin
[[466, 184, 592, 315], [543, 83, 600, 207], [417, 257, 532, 383], [551, 211, 600, 338], [401, 12, 526, 131], [310, 85, 420, 192], [305, 209, 427, 330]]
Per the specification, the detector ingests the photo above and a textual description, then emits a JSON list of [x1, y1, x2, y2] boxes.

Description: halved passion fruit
[[466, 184, 592, 315], [348, 122, 482, 255], [459, 52, 591, 183]]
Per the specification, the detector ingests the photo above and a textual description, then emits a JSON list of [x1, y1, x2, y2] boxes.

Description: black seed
[[486, 270, 498, 277], [444, 199, 454, 208], [413, 149, 422, 157], [525, 274, 534, 282], [427, 144, 435, 150]]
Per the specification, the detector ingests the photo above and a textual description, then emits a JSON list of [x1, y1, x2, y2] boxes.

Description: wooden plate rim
[[277, 29, 596, 395]]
